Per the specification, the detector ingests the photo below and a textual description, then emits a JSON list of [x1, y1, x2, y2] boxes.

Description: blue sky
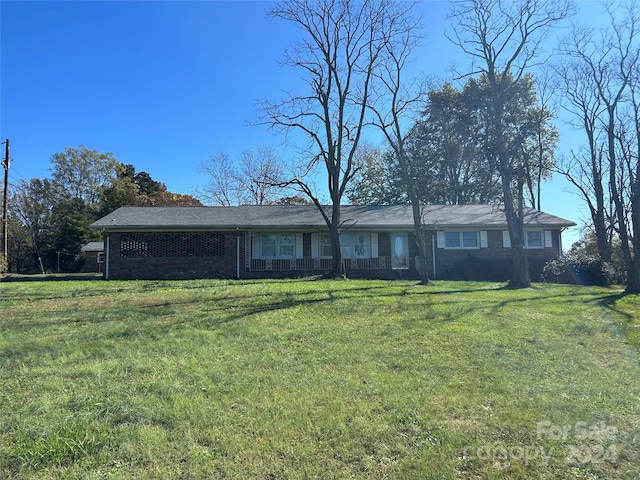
[[1, 1, 602, 247]]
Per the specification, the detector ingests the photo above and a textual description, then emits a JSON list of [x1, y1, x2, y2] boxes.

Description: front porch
[[250, 256, 392, 272]]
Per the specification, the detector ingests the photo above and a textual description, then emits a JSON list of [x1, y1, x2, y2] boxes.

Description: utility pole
[[2, 139, 9, 268]]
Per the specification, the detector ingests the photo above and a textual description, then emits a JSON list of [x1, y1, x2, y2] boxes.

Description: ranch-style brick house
[[89, 204, 575, 281]]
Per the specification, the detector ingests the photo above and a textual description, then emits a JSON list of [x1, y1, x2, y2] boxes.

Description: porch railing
[[250, 256, 391, 272]]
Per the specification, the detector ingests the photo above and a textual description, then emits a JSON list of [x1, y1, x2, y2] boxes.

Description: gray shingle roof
[[80, 241, 104, 252], [90, 205, 575, 231]]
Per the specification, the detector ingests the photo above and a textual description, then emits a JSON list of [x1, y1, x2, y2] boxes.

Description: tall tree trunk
[[326, 201, 343, 278], [607, 107, 637, 293], [501, 175, 530, 288], [591, 140, 612, 262], [622, 152, 640, 294], [493, 85, 531, 288], [409, 194, 430, 285]]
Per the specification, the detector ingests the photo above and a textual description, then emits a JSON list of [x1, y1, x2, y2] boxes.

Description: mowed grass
[[1, 279, 639, 479]]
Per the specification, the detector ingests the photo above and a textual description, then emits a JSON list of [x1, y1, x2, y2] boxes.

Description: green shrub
[[542, 251, 617, 286]]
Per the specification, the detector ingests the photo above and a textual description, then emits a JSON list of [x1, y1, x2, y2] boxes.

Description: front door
[[391, 233, 408, 269]]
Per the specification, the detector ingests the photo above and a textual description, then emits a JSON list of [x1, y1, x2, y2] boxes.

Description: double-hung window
[[320, 233, 371, 258], [444, 231, 478, 249], [445, 231, 461, 248], [260, 233, 295, 258], [320, 235, 333, 257], [353, 233, 370, 257], [462, 231, 478, 248], [340, 233, 370, 258], [340, 234, 352, 259], [525, 230, 543, 248]]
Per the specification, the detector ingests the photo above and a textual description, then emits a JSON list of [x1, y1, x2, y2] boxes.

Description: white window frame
[[258, 233, 297, 259], [525, 230, 544, 249], [352, 233, 370, 258], [524, 230, 553, 249], [440, 230, 480, 250], [319, 234, 333, 258], [341, 232, 371, 259], [319, 232, 372, 259], [97, 252, 105, 264]]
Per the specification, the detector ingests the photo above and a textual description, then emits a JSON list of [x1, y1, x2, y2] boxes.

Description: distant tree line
[[5, 146, 200, 274]]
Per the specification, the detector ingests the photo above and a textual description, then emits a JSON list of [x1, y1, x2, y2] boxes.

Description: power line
[[8, 166, 30, 183]]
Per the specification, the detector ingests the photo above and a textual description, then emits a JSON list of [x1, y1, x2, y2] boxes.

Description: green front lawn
[[1, 279, 639, 479]]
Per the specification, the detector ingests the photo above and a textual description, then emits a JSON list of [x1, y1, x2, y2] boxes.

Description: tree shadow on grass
[[592, 292, 634, 322], [2, 281, 394, 334]]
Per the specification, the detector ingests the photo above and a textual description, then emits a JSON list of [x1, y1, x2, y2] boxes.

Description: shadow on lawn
[[5, 280, 635, 340], [592, 291, 635, 322], [0, 280, 540, 337], [2, 281, 401, 335]]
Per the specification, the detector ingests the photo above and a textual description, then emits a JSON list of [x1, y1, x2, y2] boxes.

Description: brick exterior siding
[[103, 229, 563, 281], [428, 229, 563, 281], [106, 231, 242, 280], [81, 252, 103, 273]]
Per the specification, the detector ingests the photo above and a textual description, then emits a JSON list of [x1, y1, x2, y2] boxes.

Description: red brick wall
[[81, 252, 103, 273], [106, 231, 242, 280], [104, 229, 564, 281], [430, 229, 563, 281]]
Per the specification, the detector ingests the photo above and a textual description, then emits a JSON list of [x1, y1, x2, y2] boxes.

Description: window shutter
[[436, 231, 445, 248], [311, 233, 319, 258], [371, 232, 378, 258], [502, 231, 511, 248], [252, 233, 260, 258], [544, 230, 553, 248], [480, 231, 488, 248], [295, 233, 304, 258]]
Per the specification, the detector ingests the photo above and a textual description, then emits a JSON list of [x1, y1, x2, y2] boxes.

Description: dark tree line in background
[[5, 146, 200, 274]]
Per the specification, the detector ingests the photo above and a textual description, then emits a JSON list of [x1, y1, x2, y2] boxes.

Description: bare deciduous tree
[[554, 48, 613, 263], [558, 1, 640, 292], [260, 0, 419, 277], [525, 68, 559, 211], [197, 144, 285, 206], [197, 152, 238, 206], [237, 144, 284, 206], [365, 3, 431, 283], [447, 0, 574, 288]]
